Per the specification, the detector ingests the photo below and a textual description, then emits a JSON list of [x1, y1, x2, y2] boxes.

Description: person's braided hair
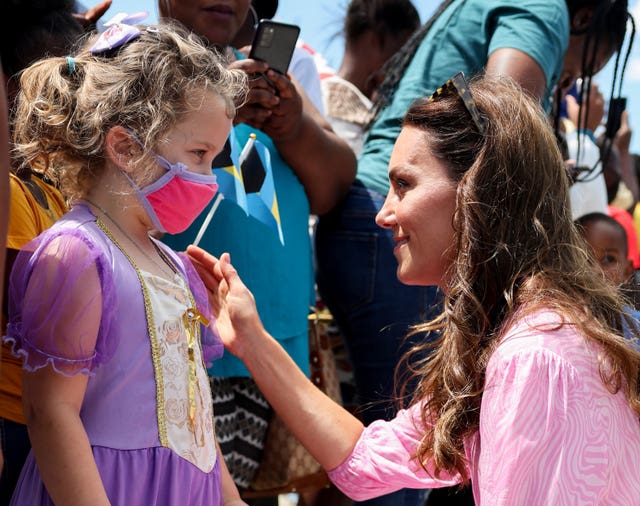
[[371, 0, 456, 120], [374, 0, 633, 142], [558, 0, 633, 182]]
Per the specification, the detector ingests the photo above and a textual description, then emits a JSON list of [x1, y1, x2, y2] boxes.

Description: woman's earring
[[248, 5, 258, 29]]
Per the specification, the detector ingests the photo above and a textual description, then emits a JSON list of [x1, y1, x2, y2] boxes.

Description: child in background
[[576, 212, 640, 332], [4, 20, 248, 505], [577, 211, 634, 285]]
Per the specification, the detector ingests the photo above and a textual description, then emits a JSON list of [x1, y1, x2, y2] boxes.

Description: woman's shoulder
[[490, 308, 595, 374]]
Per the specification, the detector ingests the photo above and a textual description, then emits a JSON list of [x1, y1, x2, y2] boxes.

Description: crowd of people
[[1, 0, 639, 505]]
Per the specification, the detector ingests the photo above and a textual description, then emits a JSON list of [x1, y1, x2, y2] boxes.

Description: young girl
[[4, 21, 248, 505], [190, 75, 640, 504]]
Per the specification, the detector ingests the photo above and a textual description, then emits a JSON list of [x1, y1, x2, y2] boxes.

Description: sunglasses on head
[[428, 72, 486, 135]]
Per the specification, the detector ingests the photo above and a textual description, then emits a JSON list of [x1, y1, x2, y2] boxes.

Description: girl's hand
[[186, 246, 266, 359]]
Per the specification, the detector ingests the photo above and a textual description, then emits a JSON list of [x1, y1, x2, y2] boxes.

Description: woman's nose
[[375, 196, 395, 228]]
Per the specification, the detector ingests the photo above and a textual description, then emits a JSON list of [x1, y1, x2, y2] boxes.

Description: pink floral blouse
[[329, 309, 640, 504]]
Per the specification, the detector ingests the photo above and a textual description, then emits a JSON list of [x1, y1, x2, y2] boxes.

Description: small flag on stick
[[198, 131, 284, 245]]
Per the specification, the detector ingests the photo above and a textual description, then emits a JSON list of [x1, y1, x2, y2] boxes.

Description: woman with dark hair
[[189, 74, 640, 504], [321, 0, 421, 157], [313, 3, 633, 503]]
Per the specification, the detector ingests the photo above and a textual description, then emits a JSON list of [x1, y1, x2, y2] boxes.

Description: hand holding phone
[[249, 20, 300, 75]]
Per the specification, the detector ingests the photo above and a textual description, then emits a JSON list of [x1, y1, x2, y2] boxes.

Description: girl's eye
[[601, 255, 618, 265], [192, 150, 206, 159]]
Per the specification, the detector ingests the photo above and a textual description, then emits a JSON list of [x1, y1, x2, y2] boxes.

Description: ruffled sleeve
[[4, 227, 117, 376], [178, 251, 224, 367], [328, 403, 462, 501]]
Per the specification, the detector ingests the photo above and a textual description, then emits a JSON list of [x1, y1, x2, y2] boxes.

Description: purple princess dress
[[4, 204, 225, 505]]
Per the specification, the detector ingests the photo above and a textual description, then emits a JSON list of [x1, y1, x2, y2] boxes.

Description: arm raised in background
[[72, 0, 112, 30], [615, 110, 639, 208]]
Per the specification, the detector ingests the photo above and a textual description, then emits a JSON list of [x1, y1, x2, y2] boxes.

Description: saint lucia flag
[[207, 130, 284, 245], [211, 128, 247, 212], [239, 133, 284, 245]]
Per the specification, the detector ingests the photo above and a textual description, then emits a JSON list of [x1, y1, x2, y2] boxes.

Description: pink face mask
[[124, 149, 219, 234]]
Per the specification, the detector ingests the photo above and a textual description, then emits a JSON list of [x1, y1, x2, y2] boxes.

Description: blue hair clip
[[89, 11, 149, 54], [66, 56, 75, 74]]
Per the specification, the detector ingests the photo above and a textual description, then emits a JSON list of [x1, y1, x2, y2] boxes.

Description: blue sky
[[110, 0, 640, 153]]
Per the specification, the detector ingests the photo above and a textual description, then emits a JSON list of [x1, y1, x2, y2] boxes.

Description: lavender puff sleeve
[[3, 228, 117, 376]]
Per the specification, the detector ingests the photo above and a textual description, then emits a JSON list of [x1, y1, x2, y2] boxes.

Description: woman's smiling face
[[376, 126, 458, 288], [161, 0, 251, 47]]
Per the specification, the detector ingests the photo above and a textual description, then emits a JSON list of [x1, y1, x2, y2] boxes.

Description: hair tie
[[66, 56, 75, 74]]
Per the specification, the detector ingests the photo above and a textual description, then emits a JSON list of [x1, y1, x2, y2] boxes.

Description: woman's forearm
[[274, 99, 356, 215], [187, 247, 364, 469], [239, 327, 364, 470]]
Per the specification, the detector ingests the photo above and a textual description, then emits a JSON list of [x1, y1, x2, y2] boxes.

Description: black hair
[[373, 0, 633, 137], [343, 0, 420, 43], [595, 133, 622, 203], [565, 0, 634, 176], [576, 211, 629, 254], [0, 0, 84, 77], [1, 0, 84, 180], [252, 0, 279, 20]]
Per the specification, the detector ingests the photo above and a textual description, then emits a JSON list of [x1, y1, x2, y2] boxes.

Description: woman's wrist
[[234, 325, 272, 363]]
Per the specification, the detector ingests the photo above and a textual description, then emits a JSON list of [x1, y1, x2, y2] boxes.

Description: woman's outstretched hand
[[188, 247, 365, 473], [186, 245, 266, 359]]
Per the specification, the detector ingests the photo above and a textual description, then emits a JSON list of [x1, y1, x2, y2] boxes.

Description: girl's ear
[[571, 7, 594, 34], [105, 126, 138, 173]]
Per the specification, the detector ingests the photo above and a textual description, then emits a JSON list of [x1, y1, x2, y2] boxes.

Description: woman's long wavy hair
[[397, 76, 640, 480]]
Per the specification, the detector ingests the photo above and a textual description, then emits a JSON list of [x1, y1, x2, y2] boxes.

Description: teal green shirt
[[164, 124, 314, 377], [357, 0, 569, 196]]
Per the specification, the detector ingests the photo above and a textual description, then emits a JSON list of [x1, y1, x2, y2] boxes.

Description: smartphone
[[605, 97, 627, 139], [249, 19, 300, 75]]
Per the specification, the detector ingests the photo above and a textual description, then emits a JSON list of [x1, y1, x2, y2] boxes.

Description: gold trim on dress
[[96, 219, 169, 446]]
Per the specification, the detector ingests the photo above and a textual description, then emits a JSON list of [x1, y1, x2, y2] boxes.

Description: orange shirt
[[1, 173, 66, 424]]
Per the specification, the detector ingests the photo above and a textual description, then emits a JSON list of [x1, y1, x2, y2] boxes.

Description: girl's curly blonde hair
[[12, 20, 247, 201]]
